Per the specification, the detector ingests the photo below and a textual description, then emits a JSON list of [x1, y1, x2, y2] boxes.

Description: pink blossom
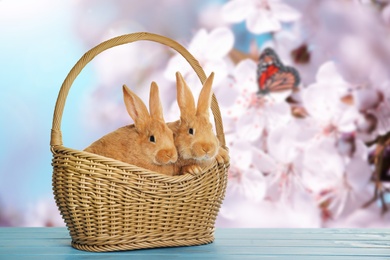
[[225, 140, 267, 202], [302, 134, 372, 220], [164, 27, 235, 94], [261, 118, 316, 204], [219, 58, 292, 142], [222, 0, 301, 34], [301, 61, 360, 133]]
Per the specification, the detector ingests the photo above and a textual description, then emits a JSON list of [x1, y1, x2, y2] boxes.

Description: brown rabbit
[[84, 82, 179, 176], [168, 72, 229, 175]]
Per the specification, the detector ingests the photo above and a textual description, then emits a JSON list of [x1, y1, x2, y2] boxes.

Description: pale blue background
[[0, 0, 270, 225]]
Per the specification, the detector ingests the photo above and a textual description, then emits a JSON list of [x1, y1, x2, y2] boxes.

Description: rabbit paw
[[215, 147, 230, 165], [182, 164, 202, 175]]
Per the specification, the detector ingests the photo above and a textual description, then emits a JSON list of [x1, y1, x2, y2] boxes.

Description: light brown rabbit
[[168, 72, 229, 175], [84, 82, 179, 176]]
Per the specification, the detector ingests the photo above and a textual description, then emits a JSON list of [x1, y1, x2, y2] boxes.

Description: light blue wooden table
[[0, 228, 389, 259]]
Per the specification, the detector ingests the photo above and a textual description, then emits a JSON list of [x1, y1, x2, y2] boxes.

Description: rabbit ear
[[149, 82, 164, 121], [176, 72, 196, 119], [196, 72, 214, 117], [123, 84, 150, 126]]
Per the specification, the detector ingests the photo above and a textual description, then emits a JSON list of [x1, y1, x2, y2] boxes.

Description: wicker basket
[[50, 32, 230, 252]]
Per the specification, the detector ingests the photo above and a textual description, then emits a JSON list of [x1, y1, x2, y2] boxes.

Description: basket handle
[[50, 32, 226, 149]]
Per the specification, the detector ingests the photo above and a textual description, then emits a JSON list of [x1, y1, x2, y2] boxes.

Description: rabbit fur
[[168, 72, 229, 175], [84, 82, 179, 176]]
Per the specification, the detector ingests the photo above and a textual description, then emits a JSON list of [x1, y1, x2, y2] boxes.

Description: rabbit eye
[[149, 135, 156, 143], [189, 128, 194, 135]]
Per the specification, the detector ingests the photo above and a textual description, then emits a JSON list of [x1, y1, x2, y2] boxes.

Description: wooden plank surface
[[0, 228, 389, 259]]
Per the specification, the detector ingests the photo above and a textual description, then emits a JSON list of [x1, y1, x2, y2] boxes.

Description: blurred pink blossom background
[[1, 0, 390, 228]]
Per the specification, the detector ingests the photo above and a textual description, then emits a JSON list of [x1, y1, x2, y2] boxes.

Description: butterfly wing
[[257, 48, 281, 95], [258, 64, 279, 94], [265, 67, 300, 93], [257, 48, 300, 96]]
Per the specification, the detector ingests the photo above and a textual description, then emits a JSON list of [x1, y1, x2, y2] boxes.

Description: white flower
[[355, 79, 390, 136], [217, 59, 258, 119], [302, 61, 360, 133], [222, 0, 301, 34], [302, 136, 346, 192], [164, 27, 234, 95], [219, 134, 321, 227], [258, 118, 316, 203], [374, 81, 390, 134], [218, 59, 292, 142], [226, 140, 267, 202], [302, 134, 372, 220]]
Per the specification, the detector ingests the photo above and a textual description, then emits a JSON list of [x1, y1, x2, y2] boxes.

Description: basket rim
[[52, 145, 229, 184], [70, 236, 214, 252]]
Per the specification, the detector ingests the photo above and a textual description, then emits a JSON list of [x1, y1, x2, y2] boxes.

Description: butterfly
[[257, 47, 300, 96]]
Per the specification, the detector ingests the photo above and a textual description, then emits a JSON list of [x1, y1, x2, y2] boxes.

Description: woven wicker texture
[[51, 32, 229, 252]]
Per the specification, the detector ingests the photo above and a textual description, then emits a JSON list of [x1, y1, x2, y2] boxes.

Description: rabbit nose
[[166, 150, 173, 158], [202, 144, 213, 154], [163, 149, 178, 161]]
